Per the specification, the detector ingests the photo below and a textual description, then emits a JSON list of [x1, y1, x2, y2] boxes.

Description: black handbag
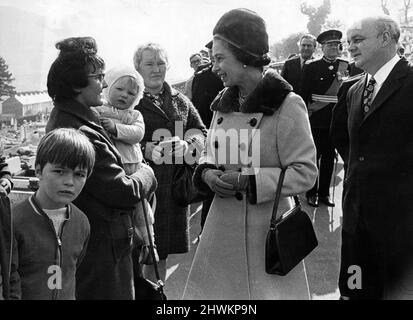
[[134, 196, 166, 300], [265, 168, 318, 276], [172, 164, 205, 206]]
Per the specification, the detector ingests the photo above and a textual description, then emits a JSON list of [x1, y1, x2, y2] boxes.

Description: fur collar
[[211, 69, 292, 115]]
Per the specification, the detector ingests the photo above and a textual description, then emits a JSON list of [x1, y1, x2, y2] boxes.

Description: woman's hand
[[0, 178, 12, 195], [159, 138, 188, 158], [144, 142, 164, 162], [219, 171, 249, 191], [202, 169, 237, 197], [100, 118, 117, 135]]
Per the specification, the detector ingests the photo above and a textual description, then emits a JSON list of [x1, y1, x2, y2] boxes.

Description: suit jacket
[[281, 56, 303, 93], [342, 58, 413, 250]]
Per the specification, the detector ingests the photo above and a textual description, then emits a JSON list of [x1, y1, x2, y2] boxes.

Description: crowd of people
[[1, 8, 413, 300]]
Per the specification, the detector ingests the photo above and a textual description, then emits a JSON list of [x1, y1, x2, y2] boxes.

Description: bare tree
[[300, 0, 331, 36], [381, 0, 391, 15], [402, 0, 412, 24]]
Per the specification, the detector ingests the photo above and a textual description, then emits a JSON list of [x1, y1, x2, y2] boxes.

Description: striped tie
[[362, 77, 376, 114]]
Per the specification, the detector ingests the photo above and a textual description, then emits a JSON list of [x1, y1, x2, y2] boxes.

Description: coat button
[[249, 118, 257, 127], [239, 143, 247, 151], [166, 121, 173, 127], [214, 140, 219, 149], [217, 117, 223, 125], [364, 106, 370, 113], [235, 192, 243, 201], [359, 156, 365, 162]]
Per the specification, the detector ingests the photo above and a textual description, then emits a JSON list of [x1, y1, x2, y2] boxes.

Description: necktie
[[362, 77, 376, 114]]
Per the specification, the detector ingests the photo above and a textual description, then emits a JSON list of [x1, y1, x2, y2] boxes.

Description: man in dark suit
[[281, 34, 316, 93], [301, 29, 349, 207], [336, 16, 413, 300]]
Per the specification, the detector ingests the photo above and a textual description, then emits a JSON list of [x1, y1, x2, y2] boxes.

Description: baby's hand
[[100, 118, 116, 135]]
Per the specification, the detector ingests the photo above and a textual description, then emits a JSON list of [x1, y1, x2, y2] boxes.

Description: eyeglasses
[[88, 73, 105, 82]]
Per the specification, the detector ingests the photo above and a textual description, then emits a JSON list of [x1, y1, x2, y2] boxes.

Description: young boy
[[12, 128, 95, 300]]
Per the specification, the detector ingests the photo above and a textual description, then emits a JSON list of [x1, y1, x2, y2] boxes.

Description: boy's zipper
[[52, 220, 67, 300]]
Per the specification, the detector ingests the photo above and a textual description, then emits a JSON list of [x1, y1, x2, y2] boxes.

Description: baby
[[93, 65, 157, 264]]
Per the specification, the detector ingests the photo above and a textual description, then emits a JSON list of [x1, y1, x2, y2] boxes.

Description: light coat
[[184, 70, 317, 299]]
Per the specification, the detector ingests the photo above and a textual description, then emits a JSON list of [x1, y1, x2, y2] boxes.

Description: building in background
[[1, 91, 52, 125]]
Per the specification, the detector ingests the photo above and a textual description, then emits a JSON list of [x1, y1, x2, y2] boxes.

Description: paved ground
[[163, 160, 345, 300]]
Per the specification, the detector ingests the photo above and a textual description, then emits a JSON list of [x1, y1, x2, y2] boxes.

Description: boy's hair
[[35, 128, 96, 177]]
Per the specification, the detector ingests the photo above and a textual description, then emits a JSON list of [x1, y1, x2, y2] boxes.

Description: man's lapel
[[349, 75, 367, 132], [362, 58, 409, 124]]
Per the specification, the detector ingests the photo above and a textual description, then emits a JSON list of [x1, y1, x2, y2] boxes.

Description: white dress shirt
[[368, 54, 400, 101]]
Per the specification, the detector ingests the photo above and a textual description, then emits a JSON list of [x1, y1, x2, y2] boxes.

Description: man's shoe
[[319, 196, 335, 207], [307, 196, 319, 207]]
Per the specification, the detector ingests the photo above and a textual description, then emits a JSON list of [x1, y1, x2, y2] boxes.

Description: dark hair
[[47, 37, 105, 101], [223, 40, 271, 68], [35, 128, 96, 177]]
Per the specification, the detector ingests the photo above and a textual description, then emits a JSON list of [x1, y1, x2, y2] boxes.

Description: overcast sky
[[0, 0, 402, 89]]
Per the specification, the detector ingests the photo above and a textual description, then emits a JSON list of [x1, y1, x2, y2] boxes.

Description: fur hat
[[213, 8, 269, 58]]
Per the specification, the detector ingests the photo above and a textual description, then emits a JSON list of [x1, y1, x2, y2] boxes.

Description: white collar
[[369, 54, 400, 86]]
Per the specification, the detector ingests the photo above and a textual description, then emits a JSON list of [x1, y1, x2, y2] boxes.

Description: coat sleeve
[[8, 235, 21, 300], [79, 126, 157, 210], [331, 83, 351, 168], [114, 110, 145, 145], [182, 96, 208, 163], [252, 94, 318, 204], [299, 63, 312, 103]]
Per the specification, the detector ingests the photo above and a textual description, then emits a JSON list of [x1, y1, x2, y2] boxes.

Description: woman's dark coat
[[46, 99, 157, 299], [136, 82, 206, 259]]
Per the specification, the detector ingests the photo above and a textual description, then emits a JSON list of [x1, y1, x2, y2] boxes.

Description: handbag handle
[[270, 168, 287, 228], [270, 168, 301, 228], [140, 194, 165, 298]]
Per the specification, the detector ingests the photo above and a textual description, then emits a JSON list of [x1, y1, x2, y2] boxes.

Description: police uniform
[[300, 30, 350, 207]]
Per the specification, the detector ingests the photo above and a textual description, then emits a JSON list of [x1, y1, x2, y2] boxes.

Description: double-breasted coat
[[183, 70, 317, 299], [135, 82, 206, 259], [46, 99, 157, 299]]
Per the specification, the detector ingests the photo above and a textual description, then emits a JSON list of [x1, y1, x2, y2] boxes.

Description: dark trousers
[[339, 219, 385, 300], [306, 128, 336, 198]]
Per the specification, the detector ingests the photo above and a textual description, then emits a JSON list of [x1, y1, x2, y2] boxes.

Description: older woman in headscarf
[[133, 43, 207, 282], [183, 8, 318, 300]]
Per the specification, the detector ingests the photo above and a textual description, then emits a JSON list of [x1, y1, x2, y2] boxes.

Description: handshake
[[202, 169, 249, 198]]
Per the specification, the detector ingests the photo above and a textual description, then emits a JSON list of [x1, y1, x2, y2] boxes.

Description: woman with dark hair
[[46, 37, 157, 300], [183, 9, 317, 299]]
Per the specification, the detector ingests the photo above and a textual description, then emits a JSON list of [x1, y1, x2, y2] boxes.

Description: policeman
[[300, 29, 350, 207]]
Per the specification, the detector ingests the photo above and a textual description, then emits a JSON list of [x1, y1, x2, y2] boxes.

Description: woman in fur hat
[[183, 8, 318, 299]]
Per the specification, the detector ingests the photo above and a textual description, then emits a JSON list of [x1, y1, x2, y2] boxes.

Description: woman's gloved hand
[[202, 169, 237, 198], [219, 171, 249, 191]]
